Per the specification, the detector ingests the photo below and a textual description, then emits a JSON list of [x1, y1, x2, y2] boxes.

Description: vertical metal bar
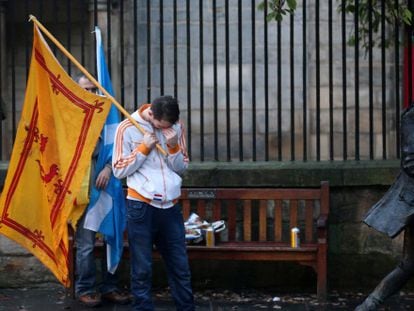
[[315, 0, 321, 161], [199, 0, 204, 161], [368, 0, 374, 160], [264, 0, 269, 161], [354, 0, 360, 160], [329, 0, 334, 161], [290, 12, 295, 161], [39, 0, 43, 20], [120, 0, 125, 106], [10, 1, 16, 139], [341, 0, 347, 160], [81, 0, 86, 66], [408, 0, 413, 107], [160, 0, 164, 95], [251, 0, 256, 161], [277, 19, 282, 161], [67, 0, 72, 75], [53, 0, 58, 55], [173, 0, 178, 99], [133, 0, 138, 109], [147, 0, 151, 102], [303, 0, 307, 161], [0, 2, 3, 158], [107, 0, 112, 77], [225, 0, 231, 161], [94, 0, 98, 76], [25, 0, 30, 79], [381, 0, 387, 159], [238, 0, 243, 161], [395, 0, 401, 159], [368, 0, 374, 159], [186, 0, 192, 159], [213, 0, 218, 160]]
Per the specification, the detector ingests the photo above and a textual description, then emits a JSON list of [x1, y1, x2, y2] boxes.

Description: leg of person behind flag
[[74, 75, 131, 308]]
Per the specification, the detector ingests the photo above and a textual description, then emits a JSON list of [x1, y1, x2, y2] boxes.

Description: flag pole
[[28, 15, 167, 156]]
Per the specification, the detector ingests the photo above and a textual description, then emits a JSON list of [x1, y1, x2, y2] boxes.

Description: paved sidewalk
[[1, 284, 414, 310]]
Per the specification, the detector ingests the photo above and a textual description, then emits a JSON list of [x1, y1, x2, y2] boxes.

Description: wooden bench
[[68, 181, 330, 300]]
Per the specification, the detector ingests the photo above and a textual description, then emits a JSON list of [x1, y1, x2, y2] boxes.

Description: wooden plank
[[259, 200, 267, 241], [197, 200, 206, 220], [243, 200, 252, 242], [305, 200, 313, 243], [227, 200, 237, 241], [289, 200, 298, 229], [213, 200, 221, 221], [182, 199, 190, 220], [274, 200, 282, 242], [181, 188, 322, 200]]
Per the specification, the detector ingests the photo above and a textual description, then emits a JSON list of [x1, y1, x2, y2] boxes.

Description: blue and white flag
[[84, 26, 126, 274]]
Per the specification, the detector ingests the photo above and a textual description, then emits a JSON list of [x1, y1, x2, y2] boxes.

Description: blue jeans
[[75, 213, 119, 296], [127, 200, 194, 311]]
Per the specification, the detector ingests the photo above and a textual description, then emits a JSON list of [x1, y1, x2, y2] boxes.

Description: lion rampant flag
[[0, 24, 111, 286]]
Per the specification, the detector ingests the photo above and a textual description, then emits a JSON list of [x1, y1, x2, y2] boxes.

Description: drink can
[[290, 227, 300, 248], [206, 227, 215, 247]]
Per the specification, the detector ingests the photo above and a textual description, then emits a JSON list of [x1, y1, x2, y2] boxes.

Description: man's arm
[[112, 120, 150, 179], [164, 121, 189, 175]]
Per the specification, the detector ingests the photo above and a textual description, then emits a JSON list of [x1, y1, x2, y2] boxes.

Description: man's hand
[[95, 166, 111, 189], [143, 132, 158, 149], [162, 128, 178, 147]]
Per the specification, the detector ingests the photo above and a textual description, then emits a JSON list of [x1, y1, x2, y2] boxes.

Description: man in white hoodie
[[112, 96, 194, 311]]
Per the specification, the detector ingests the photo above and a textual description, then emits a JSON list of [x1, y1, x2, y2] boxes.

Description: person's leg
[[155, 204, 195, 311], [75, 213, 98, 296], [127, 200, 154, 311], [100, 252, 119, 294], [99, 249, 132, 305], [355, 226, 414, 311]]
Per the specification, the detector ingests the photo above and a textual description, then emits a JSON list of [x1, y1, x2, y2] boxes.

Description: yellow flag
[[0, 25, 111, 286]]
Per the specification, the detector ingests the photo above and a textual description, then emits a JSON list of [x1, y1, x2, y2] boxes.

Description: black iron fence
[[0, 0, 410, 162]]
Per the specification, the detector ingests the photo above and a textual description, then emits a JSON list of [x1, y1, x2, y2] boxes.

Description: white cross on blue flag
[[84, 26, 126, 274]]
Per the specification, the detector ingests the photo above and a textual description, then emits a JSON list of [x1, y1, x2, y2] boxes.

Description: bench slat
[[197, 200, 206, 220], [182, 199, 190, 220], [227, 200, 237, 241], [213, 200, 221, 221], [243, 200, 252, 242], [274, 200, 282, 242], [290, 199, 298, 229], [305, 200, 313, 243], [259, 200, 267, 241]]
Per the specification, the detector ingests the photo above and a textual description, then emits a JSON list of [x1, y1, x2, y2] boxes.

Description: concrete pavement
[[1, 284, 414, 310]]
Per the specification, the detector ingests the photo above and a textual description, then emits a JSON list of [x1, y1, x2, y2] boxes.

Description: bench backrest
[[180, 182, 329, 245]]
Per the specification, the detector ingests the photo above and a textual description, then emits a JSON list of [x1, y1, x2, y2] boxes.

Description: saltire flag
[[0, 24, 111, 286], [83, 26, 126, 274]]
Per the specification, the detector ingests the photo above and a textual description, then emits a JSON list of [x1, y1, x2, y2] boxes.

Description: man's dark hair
[[151, 96, 180, 124]]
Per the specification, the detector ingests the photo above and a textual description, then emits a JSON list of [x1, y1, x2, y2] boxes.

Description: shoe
[[78, 293, 102, 308], [101, 290, 132, 305]]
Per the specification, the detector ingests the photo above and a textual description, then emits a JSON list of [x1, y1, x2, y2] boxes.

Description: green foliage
[[259, 0, 413, 51], [258, 0, 297, 22], [340, 0, 412, 50]]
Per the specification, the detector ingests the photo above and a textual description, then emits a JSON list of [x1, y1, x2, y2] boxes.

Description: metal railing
[[0, 0, 408, 162]]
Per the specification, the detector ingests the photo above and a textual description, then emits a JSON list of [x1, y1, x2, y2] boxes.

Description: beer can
[[206, 227, 215, 247], [290, 227, 300, 248]]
